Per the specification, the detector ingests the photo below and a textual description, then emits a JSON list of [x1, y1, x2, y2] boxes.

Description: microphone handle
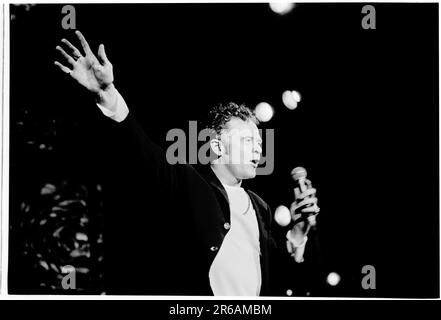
[[296, 177, 317, 228], [298, 177, 308, 192]]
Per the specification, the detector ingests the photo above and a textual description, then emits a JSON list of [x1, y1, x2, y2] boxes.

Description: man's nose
[[254, 143, 262, 155]]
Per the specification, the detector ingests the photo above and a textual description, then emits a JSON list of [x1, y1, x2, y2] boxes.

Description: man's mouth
[[249, 159, 260, 168]]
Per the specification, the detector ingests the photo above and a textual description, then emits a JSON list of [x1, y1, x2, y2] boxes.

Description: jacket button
[[224, 222, 231, 230], [210, 246, 219, 252]]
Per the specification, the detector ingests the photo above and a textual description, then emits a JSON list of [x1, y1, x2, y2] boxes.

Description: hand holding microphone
[[275, 167, 320, 263], [290, 167, 320, 232]]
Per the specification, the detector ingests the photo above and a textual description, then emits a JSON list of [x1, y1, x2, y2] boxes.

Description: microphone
[[291, 166, 317, 227], [274, 167, 318, 228]]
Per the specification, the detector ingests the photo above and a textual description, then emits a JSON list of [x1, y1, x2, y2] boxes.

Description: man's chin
[[241, 168, 257, 179], [230, 164, 257, 180]]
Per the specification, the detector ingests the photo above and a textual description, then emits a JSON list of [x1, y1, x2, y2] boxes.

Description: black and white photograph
[[2, 2, 439, 299]]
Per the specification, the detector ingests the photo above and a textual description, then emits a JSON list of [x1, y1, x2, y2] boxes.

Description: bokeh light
[[326, 272, 341, 286], [269, 2, 296, 15], [282, 90, 299, 110], [255, 102, 274, 122], [274, 205, 291, 227]]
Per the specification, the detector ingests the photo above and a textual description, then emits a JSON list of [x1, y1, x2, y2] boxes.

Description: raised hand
[[55, 31, 113, 94]]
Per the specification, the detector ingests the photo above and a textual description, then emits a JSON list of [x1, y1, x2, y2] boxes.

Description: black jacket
[[102, 113, 282, 296]]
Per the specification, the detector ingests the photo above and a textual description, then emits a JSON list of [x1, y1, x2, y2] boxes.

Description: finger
[[296, 188, 317, 200], [294, 187, 316, 201], [299, 206, 319, 214], [305, 179, 313, 188], [307, 215, 317, 227], [54, 61, 72, 74], [97, 44, 110, 65], [295, 196, 318, 209], [61, 38, 82, 58], [56, 46, 75, 65], [75, 30, 93, 55], [291, 200, 318, 215], [294, 187, 300, 199], [61, 39, 82, 59], [290, 201, 299, 214], [312, 204, 320, 214]]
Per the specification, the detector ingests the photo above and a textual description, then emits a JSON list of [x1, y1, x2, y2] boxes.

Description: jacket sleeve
[[109, 110, 183, 197]]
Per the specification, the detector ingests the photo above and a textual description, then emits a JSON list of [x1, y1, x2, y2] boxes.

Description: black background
[[9, 3, 439, 297]]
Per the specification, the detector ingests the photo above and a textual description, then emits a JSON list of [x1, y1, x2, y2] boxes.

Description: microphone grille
[[291, 167, 307, 181]]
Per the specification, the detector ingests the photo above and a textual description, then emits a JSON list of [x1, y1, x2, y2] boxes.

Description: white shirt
[[209, 183, 262, 296]]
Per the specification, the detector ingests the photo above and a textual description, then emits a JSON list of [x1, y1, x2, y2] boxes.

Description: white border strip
[[1, 3, 10, 296], [438, 0, 440, 302], [1, 2, 10, 296]]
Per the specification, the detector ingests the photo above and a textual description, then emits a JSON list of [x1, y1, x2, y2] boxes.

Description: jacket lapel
[[199, 165, 231, 222]]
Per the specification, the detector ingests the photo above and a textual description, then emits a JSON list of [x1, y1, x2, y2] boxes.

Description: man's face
[[219, 117, 262, 180]]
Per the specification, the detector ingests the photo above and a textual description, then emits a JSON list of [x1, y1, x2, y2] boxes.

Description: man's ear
[[210, 138, 224, 157]]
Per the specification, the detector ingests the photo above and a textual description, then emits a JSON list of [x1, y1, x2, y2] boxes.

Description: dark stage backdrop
[[8, 3, 439, 297]]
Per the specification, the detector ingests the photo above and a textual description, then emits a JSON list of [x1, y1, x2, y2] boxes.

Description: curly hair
[[204, 102, 259, 135]]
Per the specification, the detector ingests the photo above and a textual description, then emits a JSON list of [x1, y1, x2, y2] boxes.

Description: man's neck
[[210, 163, 242, 187]]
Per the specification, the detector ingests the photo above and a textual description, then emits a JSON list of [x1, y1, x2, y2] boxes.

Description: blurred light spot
[[53, 226, 64, 238], [327, 272, 341, 286], [286, 289, 293, 296], [76, 267, 90, 274], [76, 232, 88, 242], [39, 261, 49, 271], [41, 183, 56, 195], [282, 90, 299, 110], [291, 90, 301, 102], [70, 249, 90, 258], [269, 2, 295, 15], [275, 205, 291, 227], [62, 265, 75, 274], [255, 102, 274, 122]]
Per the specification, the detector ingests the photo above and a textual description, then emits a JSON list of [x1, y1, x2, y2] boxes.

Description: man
[[54, 31, 320, 296]]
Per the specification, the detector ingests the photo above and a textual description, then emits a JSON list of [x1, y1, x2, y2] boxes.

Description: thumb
[[97, 44, 110, 65], [293, 187, 300, 199]]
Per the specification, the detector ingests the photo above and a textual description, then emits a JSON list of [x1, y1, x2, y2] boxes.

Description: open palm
[[55, 31, 113, 93]]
